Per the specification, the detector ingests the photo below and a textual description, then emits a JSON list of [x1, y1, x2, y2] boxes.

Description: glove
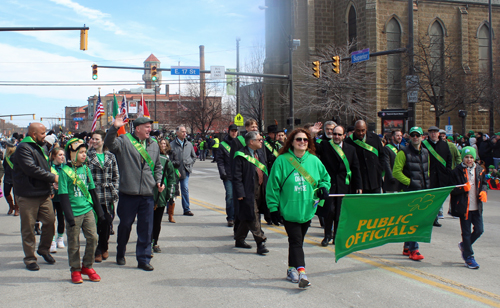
[[318, 187, 329, 200], [220, 174, 228, 181], [479, 191, 487, 202], [463, 181, 471, 192], [408, 180, 419, 190], [270, 211, 281, 226]]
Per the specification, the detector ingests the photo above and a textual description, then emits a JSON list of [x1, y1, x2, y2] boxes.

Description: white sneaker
[[50, 241, 57, 253], [56, 236, 65, 248]]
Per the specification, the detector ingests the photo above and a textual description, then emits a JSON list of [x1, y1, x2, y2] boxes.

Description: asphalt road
[[1, 159, 500, 307]]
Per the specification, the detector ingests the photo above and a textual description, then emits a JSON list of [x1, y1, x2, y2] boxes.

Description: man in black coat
[[12, 123, 59, 271], [316, 124, 362, 246], [263, 124, 281, 171], [383, 129, 405, 193], [216, 124, 239, 227], [233, 131, 269, 255], [422, 126, 452, 227], [345, 120, 386, 193]]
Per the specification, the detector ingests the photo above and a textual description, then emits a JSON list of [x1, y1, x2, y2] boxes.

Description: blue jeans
[[199, 149, 206, 161], [460, 210, 483, 259], [180, 172, 191, 213], [223, 180, 234, 221], [116, 193, 154, 265], [404, 241, 419, 252]]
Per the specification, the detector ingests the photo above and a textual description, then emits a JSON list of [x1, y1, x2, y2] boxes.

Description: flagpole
[[327, 184, 466, 198], [98, 87, 102, 130]]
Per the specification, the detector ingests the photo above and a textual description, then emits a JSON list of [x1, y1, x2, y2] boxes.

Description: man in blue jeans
[[171, 125, 197, 216], [216, 124, 238, 227]]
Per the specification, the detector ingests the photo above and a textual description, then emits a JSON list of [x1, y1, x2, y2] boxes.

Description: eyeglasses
[[410, 133, 421, 138], [332, 133, 343, 136], [295, 138, 309, 142], [252, 138, 264, 142]]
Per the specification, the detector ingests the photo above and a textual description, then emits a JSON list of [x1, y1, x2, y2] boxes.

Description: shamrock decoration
[[408, 194, 435, 212]]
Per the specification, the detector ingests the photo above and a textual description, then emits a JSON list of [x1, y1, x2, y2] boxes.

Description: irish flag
[[113, 94, 127, 136]]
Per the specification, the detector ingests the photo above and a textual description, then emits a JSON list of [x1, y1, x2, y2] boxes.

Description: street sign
[[351, 48, 370, 63], [406, 75, 419, 103], [73, 117, 83, 121], [171, 66, 200, 75], [153, 121, 159, 130], [234, 113, 244, 126], [210, 66, 225, 79], [445, 125, 453, 136]]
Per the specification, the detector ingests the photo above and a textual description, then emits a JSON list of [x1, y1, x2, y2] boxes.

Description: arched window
[[348, 5, 357, 51], [387, 18, 402, 108], [478, 25, 490, 73], [429, 21, 444, 75]]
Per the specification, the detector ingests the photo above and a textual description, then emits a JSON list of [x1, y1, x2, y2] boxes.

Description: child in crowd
[[450, 146, 488, 269], [59, 138, 105, 283], [49, 148, 67, 253]]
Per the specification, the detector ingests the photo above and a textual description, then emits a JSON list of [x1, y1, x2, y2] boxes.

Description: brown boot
[[168, 202, 176, 223], [6, 195, 14, 215]]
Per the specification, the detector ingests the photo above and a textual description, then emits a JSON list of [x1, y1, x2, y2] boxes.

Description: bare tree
[[177, 80, 224, 136], [240, 41, 265, 130], [292, 42, 376, 126]]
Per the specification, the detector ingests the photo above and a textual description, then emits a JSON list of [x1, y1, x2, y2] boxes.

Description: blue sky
[[0, 0, 265, 128]]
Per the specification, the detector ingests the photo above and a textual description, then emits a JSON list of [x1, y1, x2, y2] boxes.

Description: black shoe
[[153, 245, 161, 253], [26, 263, 40, 271], [37, 252, 55, 264], [116, 257, 126, 265], [433, 218, 442, 227], [34, 222, 42, 235], [138, 263, 154, 271], [227, 220, 234, 227], [235, 240, 252, 249], [321, 237, 331, 247], [183, 211, 194, 216], [257, 242, 269, 255]]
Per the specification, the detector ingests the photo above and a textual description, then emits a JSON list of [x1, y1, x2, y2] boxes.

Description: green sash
[[264, 140, 279, 157], [237, 135, 246, 147], [125, 133, 155, 177], [386, 144, 398, 155], [220, 141, 231, 154], [422, 140, 447, 167], [61, 165, 93, 205], [316, 139, 322, 144], [283, 152, 324, 207], [234, 151, 268, 176], [349, 134, 378, 157], [275, 141, 283, 150], [20, 136, 49, 163], [5, 155, 13, 169], [330, 140, 351, 185]]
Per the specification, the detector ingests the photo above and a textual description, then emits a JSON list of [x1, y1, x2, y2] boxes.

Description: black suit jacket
[[383, 143, 405, 192], [422, 139, 452, 188]]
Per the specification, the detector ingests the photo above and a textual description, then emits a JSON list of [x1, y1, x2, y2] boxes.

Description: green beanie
[[461, 146, 476, 160]]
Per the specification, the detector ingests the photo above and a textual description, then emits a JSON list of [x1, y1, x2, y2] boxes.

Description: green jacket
[[266, 149, 331, 224], [392, 145, 430, 187], [199, 141, 205, 150], [448, 141, 461, 169], [154, 154, 176, 207], [213, 138, 220, 149]]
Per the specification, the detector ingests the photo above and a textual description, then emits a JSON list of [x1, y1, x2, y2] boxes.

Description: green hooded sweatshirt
[[266, 149, 331, 224]]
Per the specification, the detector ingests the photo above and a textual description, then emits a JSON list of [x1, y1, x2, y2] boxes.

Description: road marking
[[191, 197, 500, 307]]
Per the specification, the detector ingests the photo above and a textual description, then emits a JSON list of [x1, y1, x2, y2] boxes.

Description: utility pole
[[154, 83, 157, 122], [407, 0, 415, 129], [236, 38, 241, 115], [488, 0, 494, 135], [288, 35, 294, 132]]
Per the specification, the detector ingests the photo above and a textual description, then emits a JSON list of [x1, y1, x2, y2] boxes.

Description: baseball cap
[[409, 127, 423, 135], [228, 124, 238, 131]]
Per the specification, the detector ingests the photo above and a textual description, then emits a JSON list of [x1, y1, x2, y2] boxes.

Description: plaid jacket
[[87, 148, 120, 205]]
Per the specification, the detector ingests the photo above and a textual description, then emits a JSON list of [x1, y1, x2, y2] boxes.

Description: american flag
[[120, 95, 129, 123], [91, 93, 105, 132]]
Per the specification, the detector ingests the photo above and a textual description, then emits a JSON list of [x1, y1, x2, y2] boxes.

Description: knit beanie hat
[[461, 146, 476, 160]]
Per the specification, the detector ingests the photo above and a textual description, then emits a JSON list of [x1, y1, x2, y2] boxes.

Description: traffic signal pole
[[0, 26, 90, 50]]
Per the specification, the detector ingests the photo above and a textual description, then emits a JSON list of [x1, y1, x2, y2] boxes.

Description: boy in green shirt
[[59, 138, 105, 284]]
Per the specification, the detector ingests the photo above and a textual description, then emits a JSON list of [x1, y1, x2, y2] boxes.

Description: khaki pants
[[66, 210, 97, 272], [18, 195, 54, 265]]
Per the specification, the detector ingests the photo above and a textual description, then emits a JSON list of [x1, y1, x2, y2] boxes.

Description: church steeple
[[143, 54, 161, 90]]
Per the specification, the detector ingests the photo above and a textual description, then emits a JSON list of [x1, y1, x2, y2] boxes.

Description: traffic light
[[80, 29, 88, 51], [332, 56, 340, 74], [92, 64, 98, 80], [312, 61, 321, 78], [151, 66, 158, 82], [33, 114, 35, 120]]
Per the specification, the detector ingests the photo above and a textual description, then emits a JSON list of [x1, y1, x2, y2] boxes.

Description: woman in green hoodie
[[266, 128, 330, 288]]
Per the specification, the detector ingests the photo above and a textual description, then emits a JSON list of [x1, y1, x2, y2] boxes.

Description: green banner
[[334, 186, 455, 262]]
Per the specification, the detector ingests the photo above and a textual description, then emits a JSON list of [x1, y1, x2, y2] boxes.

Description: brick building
[[264, 0, 500, 134]]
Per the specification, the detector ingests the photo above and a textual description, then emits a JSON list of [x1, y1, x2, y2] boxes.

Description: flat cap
[[428, 126, 439, 132], [133, 117, 154, 127]]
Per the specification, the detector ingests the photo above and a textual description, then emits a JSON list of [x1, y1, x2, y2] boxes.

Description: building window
[[348, 5, 357, 51], [387, 18, 402, 108], [478, 25, 490, 73], [429, 21, 444, 95]]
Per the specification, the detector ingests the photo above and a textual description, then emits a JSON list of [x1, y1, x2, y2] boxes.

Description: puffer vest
[[402, 144, 430, 191]]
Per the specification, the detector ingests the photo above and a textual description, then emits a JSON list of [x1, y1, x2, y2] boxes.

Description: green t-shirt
[[59, 165, 95, 217], [96, 153, 105, 167]]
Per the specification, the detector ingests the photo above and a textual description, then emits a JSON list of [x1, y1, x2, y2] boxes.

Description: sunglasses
[[410, 133, 421, 138], [295, 138, 309, 142], [332, 133, 343, 136]]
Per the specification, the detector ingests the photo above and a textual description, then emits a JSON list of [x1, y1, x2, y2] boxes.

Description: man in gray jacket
[[105, 115, 164, 271], [170, 125, 196, 216]]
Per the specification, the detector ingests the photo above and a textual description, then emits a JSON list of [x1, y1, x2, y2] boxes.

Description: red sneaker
[[403, 248, 410, 256], [71, 271, 83, 284], [81, 266, 101, 282], [409, 250, 424, 261]]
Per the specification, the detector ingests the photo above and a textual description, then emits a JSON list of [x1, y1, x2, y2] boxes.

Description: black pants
[[52, 201, 65, 235], [96, 202, 111, 255], [323, 197, 344, 240], [283, 219, 311, 268], [3, 181, 13, 197], [152, 206, 166, 246], [363, 188, 381, 194]]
